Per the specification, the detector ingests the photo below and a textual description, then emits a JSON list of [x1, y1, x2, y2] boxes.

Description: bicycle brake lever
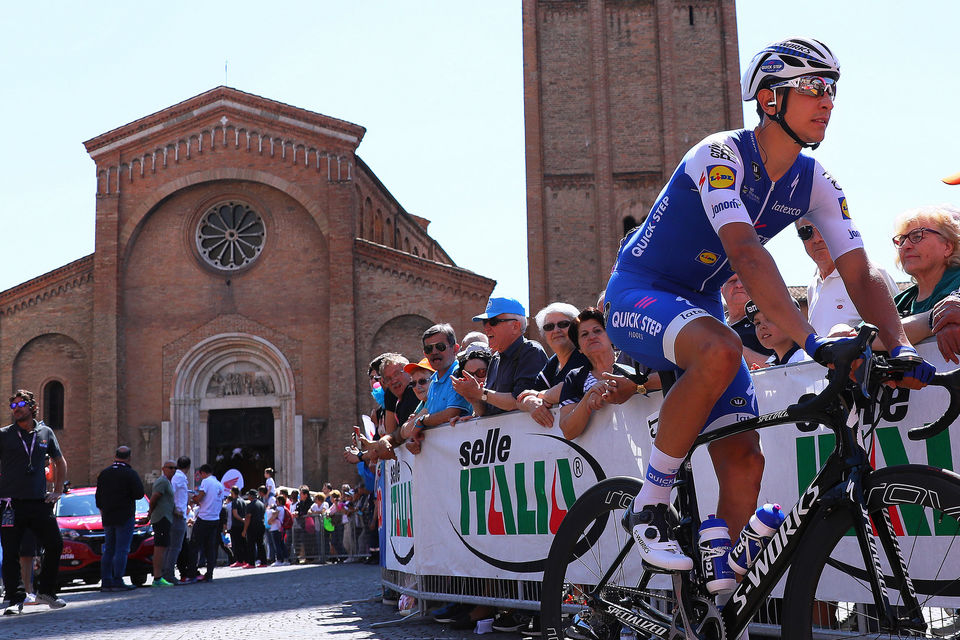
[[789, 325, 877, 419], [907, 368, 960, 440]]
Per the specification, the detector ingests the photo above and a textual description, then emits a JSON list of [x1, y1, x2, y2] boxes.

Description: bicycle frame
[[606, 378, 921, 639]]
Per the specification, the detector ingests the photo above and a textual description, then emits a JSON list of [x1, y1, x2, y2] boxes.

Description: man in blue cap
[[454, 297, 547, 416]]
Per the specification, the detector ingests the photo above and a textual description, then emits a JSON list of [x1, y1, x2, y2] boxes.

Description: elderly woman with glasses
[[892, 204, 960, 363], [516, 303, 591, 427]]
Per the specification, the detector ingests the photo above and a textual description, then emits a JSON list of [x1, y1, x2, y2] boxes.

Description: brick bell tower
[[523, 0, 743, 313]]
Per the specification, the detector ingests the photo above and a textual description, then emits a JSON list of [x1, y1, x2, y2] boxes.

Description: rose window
[[196, 202, 265, 270]]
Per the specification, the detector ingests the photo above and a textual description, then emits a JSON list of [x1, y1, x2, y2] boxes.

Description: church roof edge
[[83, 86, 366, 158]]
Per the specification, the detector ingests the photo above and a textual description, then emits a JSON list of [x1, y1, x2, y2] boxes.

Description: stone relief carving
[[206, 366, 276, 398]]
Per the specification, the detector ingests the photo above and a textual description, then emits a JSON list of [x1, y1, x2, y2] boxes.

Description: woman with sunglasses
[[892, 205, 960, 363], [516, 303, 591, 427], [394, 358, 435, 452], [556, 308, 648, 440], [405, 358, 434, 407], [602, 37, 935, 572]]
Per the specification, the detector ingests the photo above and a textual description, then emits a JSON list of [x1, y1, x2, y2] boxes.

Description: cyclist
[[603, 37, 936, 570]]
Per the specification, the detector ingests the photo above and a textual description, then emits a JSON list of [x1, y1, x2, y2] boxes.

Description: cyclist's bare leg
[[655, 317, 743, 457], [626, 317, 743, 569], [708, 431, 764, 539]]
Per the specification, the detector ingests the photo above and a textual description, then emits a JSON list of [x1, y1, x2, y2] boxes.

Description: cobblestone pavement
[[0, 562, 535, 640]]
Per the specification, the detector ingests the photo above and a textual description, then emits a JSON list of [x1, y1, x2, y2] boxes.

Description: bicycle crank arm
[[666, 573, 726, 640]]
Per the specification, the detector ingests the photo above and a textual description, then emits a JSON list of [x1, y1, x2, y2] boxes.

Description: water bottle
[[728, 503, 786, 576], [698, 515, 736, 594]]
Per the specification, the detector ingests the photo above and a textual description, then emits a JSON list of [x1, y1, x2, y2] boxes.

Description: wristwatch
[[481, 388, 489, 402], [635, 384, 647, 396]]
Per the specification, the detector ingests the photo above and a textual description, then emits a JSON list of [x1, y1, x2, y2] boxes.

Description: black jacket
[[95, 462, 145, 526]]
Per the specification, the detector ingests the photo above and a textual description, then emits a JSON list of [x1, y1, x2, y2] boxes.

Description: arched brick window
[[43, 380, 64, 429], [374, 210, 384, 244]]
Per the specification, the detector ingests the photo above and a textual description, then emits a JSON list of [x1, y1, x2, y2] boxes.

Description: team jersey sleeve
[[684, 135, 753, 232], [805, 162, 863, 260]]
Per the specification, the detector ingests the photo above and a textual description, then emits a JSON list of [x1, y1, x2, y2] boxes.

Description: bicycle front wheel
[[782, 464, 960, 640], [541, 476, 678, 640]]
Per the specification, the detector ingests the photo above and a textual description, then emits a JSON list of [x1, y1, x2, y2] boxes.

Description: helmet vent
[[779, 55, 806, 68]]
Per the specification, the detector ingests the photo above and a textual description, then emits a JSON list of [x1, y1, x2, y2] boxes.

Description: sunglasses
[[770, 75, 837, 100], [412, 378, 431, 387], [542, 320, 572, 332], [797, 225, 815, 241], [163, 465, 176, 470], [10, 400, 31, 409], [893, 227, 942, 248], [482, 317, 518, 328], [423, 342, 448, 355], [465, 367, 487, 379]]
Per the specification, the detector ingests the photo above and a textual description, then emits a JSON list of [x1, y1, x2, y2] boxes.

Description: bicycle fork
[[837, 465, 926, 634]]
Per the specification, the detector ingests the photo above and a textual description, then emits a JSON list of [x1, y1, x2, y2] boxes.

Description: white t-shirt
[[172, 469, 189, 515], [267, 505, 284, 532], [197, 475, 224, 521], [265, 477, 276, 496], [807, 264, 899, 336]]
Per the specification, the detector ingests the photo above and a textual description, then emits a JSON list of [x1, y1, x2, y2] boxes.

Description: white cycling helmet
[[741, 38, 840, 102]]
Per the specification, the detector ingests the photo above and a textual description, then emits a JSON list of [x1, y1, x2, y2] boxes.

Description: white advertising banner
[[382, 340, 958, 604]]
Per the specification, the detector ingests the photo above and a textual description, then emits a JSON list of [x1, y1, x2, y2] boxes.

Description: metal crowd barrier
[[286, 514, 375, 564]]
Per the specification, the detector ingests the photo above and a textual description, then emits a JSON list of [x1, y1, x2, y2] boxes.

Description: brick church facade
[[523, 0, 742, 312], [0, 87, 494, 488]]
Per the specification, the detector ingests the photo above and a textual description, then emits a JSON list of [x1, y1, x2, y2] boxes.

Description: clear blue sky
[[2, 2, 957, 311]]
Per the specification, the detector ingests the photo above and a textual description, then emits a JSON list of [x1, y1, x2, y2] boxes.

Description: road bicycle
[[541, 326, 960, 640]]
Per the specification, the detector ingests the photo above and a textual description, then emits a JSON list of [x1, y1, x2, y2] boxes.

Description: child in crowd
[[264, 467, 277, 501], [746, 299, 809, 367]]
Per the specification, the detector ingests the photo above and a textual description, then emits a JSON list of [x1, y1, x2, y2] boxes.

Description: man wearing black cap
[[745, 299, 807, 367], [241, 488, 267, 568], [0, 390, 68, 612]]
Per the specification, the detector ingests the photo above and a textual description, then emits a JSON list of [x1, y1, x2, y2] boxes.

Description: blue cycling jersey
[[613, 128, 862, 294]]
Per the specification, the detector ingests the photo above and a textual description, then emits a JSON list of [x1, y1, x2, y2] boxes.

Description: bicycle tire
[[542, 476, 680, 640], [782, 465, 960, 640]]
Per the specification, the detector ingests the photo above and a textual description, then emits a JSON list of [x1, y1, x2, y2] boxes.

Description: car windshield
[[55, 493, 149, 517]]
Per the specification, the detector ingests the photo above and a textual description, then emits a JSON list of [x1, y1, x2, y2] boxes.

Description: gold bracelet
[[635, 384, 647, 395]]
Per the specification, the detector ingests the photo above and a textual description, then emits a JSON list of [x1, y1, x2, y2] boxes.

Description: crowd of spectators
[[340, 297, 655, 633]]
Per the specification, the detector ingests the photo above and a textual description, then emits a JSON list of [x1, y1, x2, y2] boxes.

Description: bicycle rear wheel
[[541, 477, 683, 640], [782, 465, 960, 640]]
